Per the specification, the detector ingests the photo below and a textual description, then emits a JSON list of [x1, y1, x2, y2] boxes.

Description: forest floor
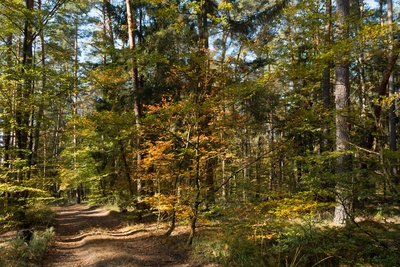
[[43, 205, 206, 267]]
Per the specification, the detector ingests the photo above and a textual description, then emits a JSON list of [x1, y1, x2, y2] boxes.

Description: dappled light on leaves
[[0, 0, 400, 266]]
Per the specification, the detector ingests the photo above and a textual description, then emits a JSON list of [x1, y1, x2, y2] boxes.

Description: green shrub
[[195, 216, 400, 267], [25, 202, 57, 228], [0, 227, 55, 267], [261, 219, 400, 267]]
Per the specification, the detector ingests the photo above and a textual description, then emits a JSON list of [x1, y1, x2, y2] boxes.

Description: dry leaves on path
[[45, 205, 201, 267]]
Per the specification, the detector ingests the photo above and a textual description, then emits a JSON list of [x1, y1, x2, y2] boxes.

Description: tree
[[322, 0, 332, 152], [126, 0, 143, 200], [17, 0, 35, 178], [0, 0, 77, 225], [333, 0, 352, 226], [387, 0, 398, 188]]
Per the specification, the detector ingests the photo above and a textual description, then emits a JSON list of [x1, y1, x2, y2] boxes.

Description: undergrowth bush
[[25, 202, 57, 228], [193, 199, 400, 267], [0, 227, 55, 267], [3, 200, 57, 230]]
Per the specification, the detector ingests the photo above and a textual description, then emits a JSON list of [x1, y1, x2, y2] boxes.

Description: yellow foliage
[[269, 195, 333, 218], [249, 232, 276, 241], [142, 140, 174, 167]]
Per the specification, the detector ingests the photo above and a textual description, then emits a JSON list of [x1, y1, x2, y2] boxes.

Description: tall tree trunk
[[322, 0, 332, 152], [17, 0, 35, 175], [13, 0, 35, 228], [333, 0, 352, 226], [199, 0, 214, 205], [3, 35, 14, 170], [188, 0, 212, 245], [371, 1, 400, 193], [387, 0, 398, 187], [32, 0, 45, 177], [126, 0, 142, 199], [73, 18, 81, 203], [103, 0, 117, 63]]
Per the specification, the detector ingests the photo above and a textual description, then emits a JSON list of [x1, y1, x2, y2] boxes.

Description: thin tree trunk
[[119, 140, 134, 195], [205, 157, 216, 209], [32, 0, 45, 176], [3, 35, 13, 170], [221, 156, 227, 201], [387, 0, 398, 187], [220, 25, 229, 202], [73, 18, 80, 203], [103, 0, 117, 63], [368, 2, 400, 194], [188, 144, 201, 246], [322, 0, 332, 152], [165, 173, 179, 236], [269, 118, 276, 191], [187, 0, 213, 245]]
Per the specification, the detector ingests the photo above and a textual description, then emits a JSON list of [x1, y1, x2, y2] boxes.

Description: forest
[[1, 0, 400, 266]]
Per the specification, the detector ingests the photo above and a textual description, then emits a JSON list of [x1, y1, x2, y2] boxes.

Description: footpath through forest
[[45, 205, 203, 267]]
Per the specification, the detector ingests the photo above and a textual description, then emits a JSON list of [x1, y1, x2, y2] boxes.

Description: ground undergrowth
[[191, 199, 400, 267], [0, 202, 56, 267], [1, 198, 399, 267]]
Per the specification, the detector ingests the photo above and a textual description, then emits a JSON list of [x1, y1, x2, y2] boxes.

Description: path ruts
[[45, 205, 197, 267]]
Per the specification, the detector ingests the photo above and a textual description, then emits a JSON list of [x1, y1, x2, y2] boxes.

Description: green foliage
[[192, 224, 264, 267], [1, 0, 400, 265], [0, 227, 55, 267], [0, 197, 57, 231], [210, 217, 399, 266], [193, 198, 400, 267], [24, 202, 57, 228]]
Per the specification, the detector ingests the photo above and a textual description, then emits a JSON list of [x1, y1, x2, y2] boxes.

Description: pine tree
[[333, 0, 352, 226]]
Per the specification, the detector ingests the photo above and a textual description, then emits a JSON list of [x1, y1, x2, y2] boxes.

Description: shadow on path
[[45, 205, 198, 267]]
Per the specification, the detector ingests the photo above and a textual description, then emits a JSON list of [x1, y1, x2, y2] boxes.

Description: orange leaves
[[145, 96, 173, 114], [90, 67, 127, 87], [142, 140, 174, 168]]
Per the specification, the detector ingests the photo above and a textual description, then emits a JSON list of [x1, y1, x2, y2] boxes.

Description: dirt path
[[45, 205, 201, 267]]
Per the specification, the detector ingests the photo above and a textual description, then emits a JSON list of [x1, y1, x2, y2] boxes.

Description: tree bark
[[387, 0, 398, 187], [322, 0, 332, 152], [187, 0, 213, 244], [333, 0, 352, 226], [3, 35, 14, 170], [17, 0, 35, 173], [103, 0, 117, 63], [205, 157, 216, 209], [126, 0, 142, 199], [31, 0, 46, 177]]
